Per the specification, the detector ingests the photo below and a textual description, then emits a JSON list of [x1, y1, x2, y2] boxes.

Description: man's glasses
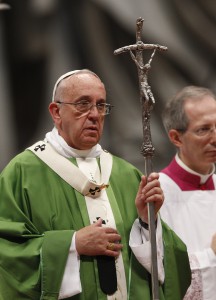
[[56, 101, 113, 116], [177, 125, 216, 137]]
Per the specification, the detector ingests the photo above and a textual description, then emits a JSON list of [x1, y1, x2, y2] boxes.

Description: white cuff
[[129, 217, 165, 284], [59, 233, 82, 299]]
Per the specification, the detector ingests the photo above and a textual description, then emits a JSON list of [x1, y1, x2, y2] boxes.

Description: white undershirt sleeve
[[58, 233, 82, 299], [129, 217, 165, 284]]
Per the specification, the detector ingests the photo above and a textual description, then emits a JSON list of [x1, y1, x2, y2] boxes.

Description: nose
[[210, 127, 216, 145], [209, 126, 216, 138], [88, 104, 100, 118]]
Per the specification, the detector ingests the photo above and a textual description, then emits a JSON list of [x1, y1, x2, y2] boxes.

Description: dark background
[[1, 0, 216, 172]]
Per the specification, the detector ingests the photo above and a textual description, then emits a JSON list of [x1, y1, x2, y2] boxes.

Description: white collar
[[175, 154, 215, 184], [45, 127, 103, 158]]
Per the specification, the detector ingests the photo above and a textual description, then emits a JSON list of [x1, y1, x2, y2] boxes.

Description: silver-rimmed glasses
[[56, 101, 114, 116], [177, 125, 216, 137]]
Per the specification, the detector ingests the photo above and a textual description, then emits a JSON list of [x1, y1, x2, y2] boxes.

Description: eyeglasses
[[177, 125, 216, 137], [56, 101, 113, 116]]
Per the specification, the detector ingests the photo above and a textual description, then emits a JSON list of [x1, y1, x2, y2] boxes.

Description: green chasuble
[[0, 150, 191, 300]]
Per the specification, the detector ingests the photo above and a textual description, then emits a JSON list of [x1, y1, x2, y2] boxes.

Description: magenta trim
[[160, 158, 215, 191]]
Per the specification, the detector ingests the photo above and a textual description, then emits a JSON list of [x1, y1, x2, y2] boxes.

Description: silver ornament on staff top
[[114, 17, 168, 300]]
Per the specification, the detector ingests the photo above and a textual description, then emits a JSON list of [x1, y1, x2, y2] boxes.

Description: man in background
[[160, 85, 216, 299]]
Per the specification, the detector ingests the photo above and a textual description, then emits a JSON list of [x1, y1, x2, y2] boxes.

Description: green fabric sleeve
[[161, 219, 191, 300], [0, 227, 73, 299], [128, 220, 191, 300], [40, 230, 73, 299], [0, 156, 74, 300]]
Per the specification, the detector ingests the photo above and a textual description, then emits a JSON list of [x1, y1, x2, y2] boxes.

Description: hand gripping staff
[[114, 17, 168, 300]]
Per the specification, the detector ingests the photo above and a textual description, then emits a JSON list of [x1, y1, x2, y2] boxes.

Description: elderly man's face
[[50, 73, 106, 150]]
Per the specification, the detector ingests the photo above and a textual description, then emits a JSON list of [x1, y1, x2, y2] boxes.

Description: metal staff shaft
[[114, 17, 168, 300]]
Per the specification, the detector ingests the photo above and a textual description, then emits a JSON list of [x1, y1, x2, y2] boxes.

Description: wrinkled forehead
[[52, 70, 100, 102]]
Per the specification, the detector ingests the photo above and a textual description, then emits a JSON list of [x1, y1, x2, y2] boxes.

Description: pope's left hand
[[135, 172, 164, 223]]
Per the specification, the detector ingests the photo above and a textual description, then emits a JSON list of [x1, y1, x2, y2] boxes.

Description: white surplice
[[160, 155, 216, 300]]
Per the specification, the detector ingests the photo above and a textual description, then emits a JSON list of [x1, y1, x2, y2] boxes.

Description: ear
[[168, 129, 183, 148], [48, 102, 61, 125]]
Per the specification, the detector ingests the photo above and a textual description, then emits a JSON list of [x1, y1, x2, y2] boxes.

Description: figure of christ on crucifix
[[114, 17, 167, 108]]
